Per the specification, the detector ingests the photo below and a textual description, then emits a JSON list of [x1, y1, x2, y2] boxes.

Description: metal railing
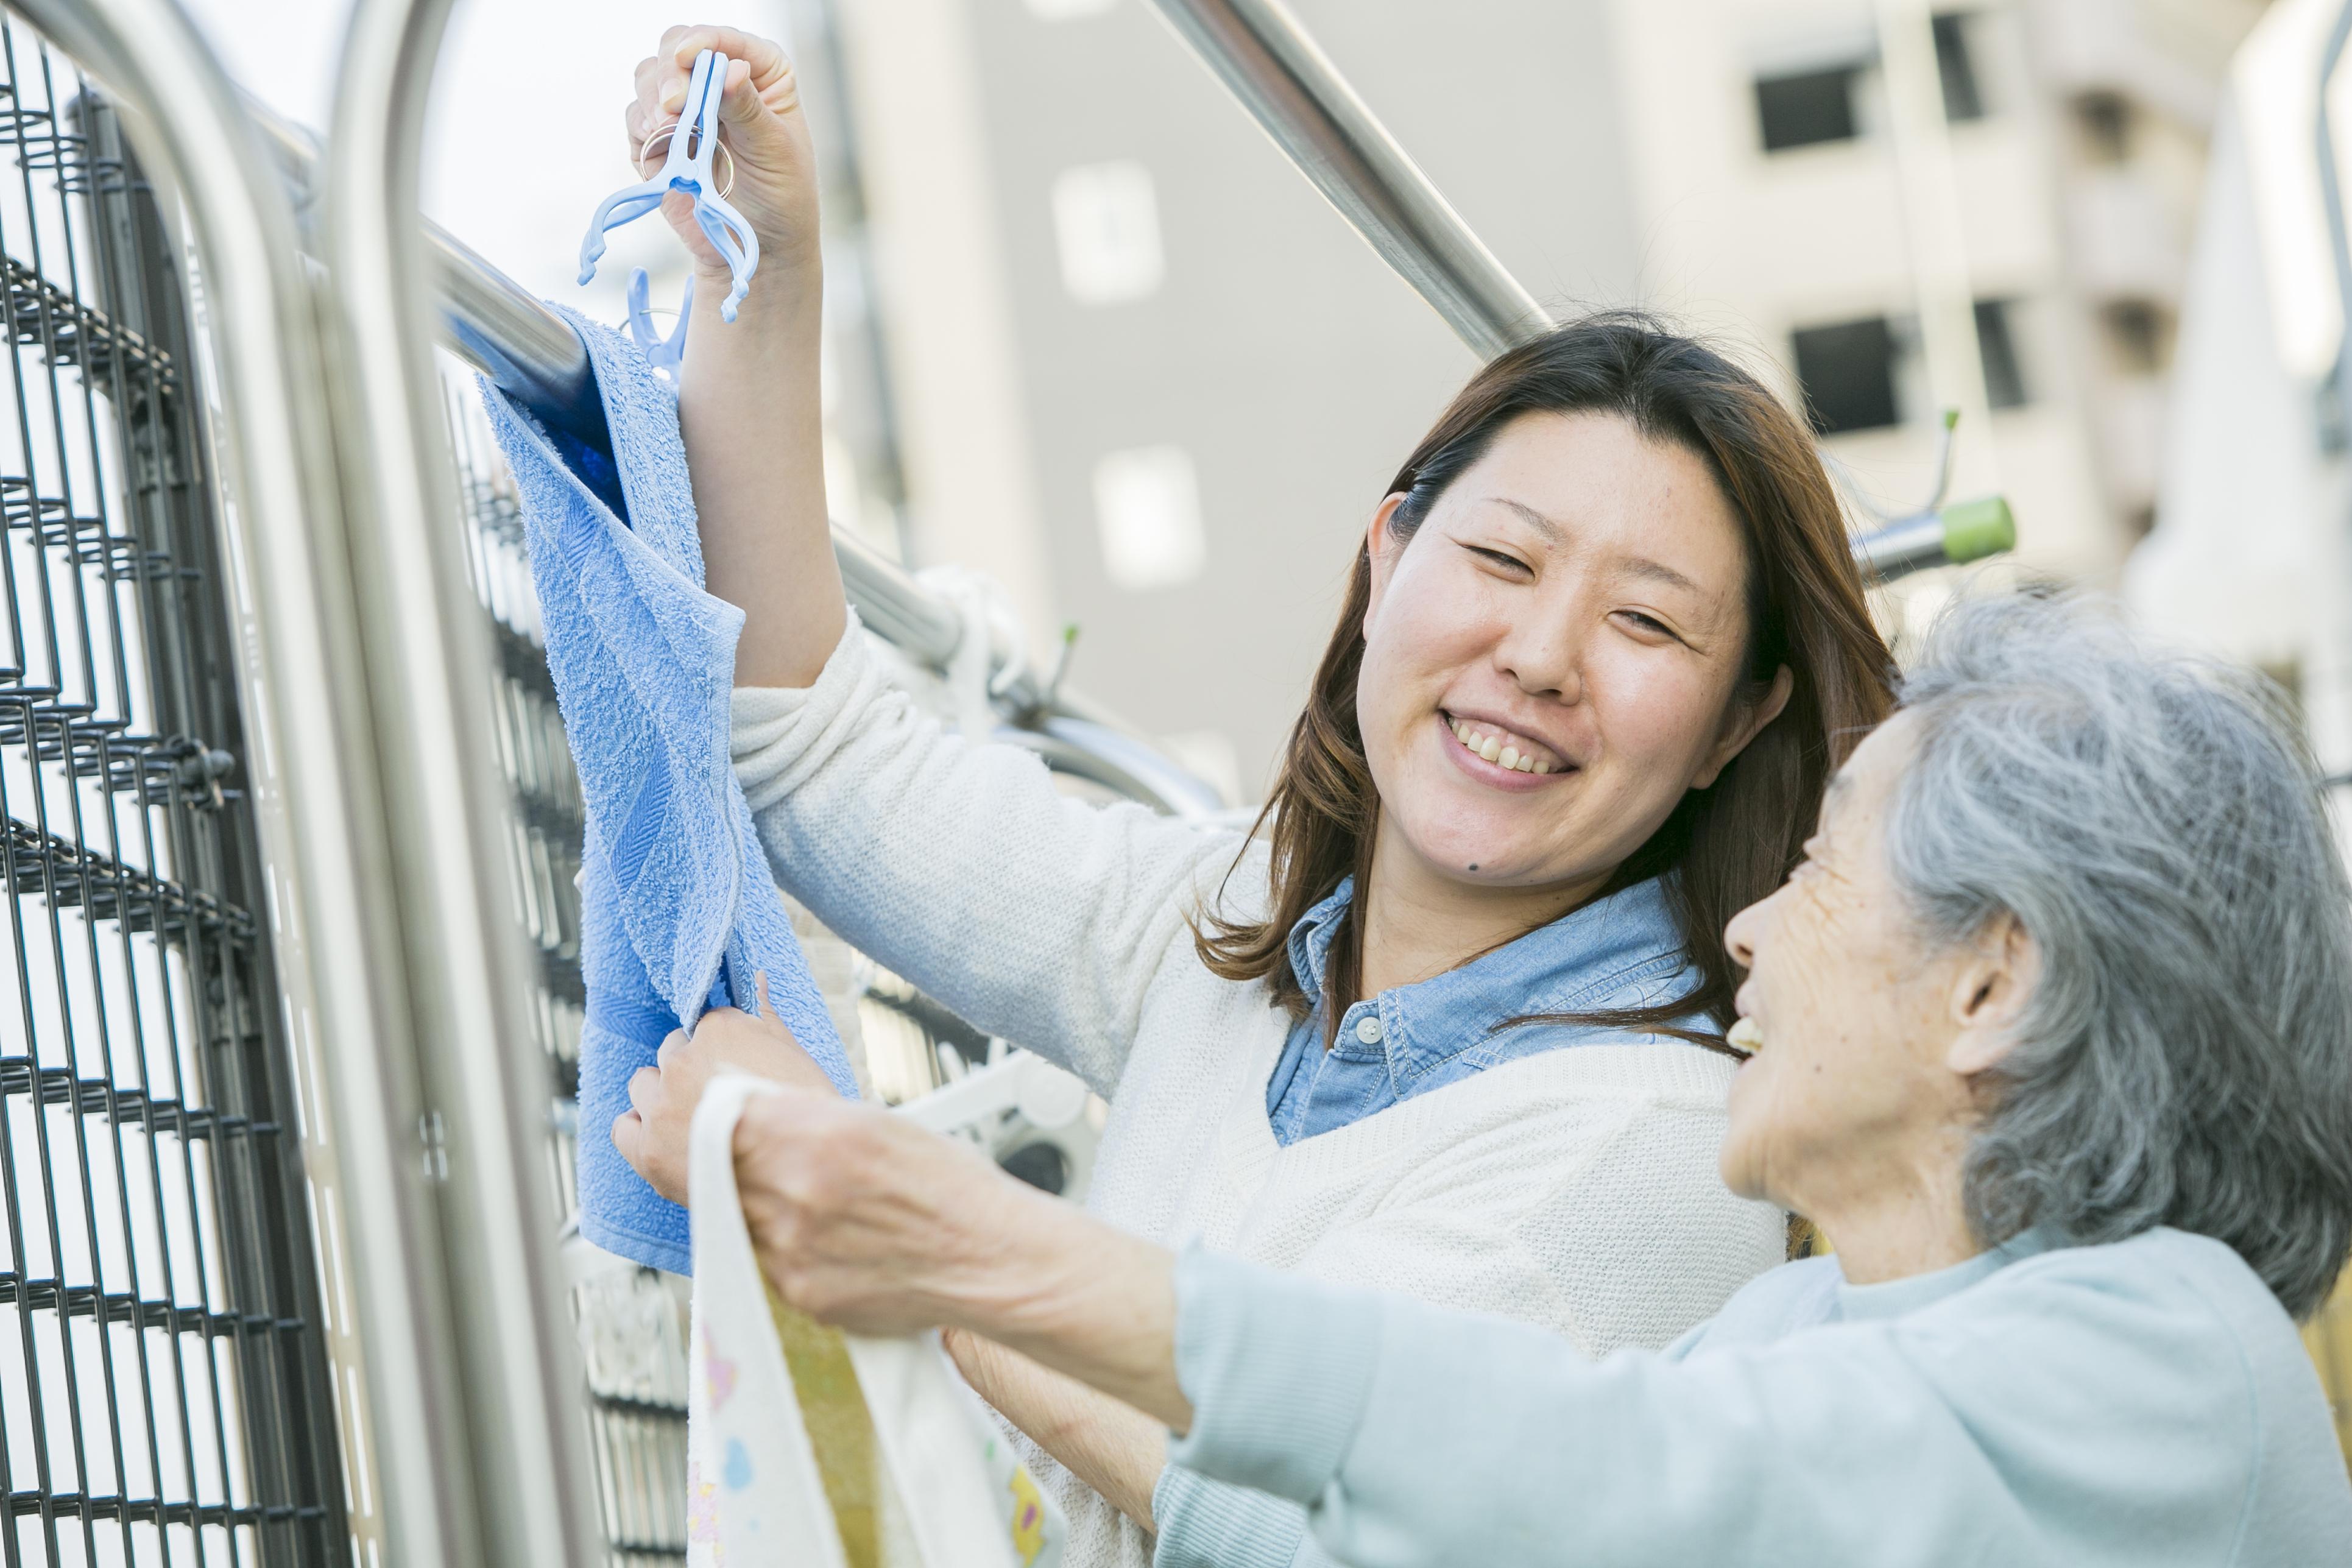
[[0, 18, 344, 1566]]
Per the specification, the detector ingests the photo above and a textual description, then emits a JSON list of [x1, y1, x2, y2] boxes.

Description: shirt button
[[1354, 1015, 1385, 1045]]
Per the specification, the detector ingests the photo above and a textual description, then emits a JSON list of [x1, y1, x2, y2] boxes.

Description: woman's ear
[[1946, 914, 2038, 1078], [1361, 493, 1410, 633], [1693, 665, 1795, 788]]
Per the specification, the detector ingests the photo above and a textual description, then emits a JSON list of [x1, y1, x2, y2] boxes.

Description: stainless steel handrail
[[2318, 1, 2352, 444], [323, 0, 602, 1563], [1143, 0, 1552, 359]]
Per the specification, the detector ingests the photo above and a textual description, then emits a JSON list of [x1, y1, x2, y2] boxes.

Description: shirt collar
[[1283, 872, 1699, 1081]]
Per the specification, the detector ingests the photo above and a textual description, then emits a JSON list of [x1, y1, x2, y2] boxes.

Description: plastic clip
[[626, 268, 692, 378], [577, 48, 761, 327]]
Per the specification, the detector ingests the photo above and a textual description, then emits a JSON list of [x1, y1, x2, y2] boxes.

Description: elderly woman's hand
[[611, 973, 836, 1204], [727, 1087, 1040, 1337], [727, 1089, 1193, 1431]]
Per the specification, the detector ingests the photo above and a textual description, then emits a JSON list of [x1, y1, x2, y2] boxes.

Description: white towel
[[687, 1072, 1067, 1567]]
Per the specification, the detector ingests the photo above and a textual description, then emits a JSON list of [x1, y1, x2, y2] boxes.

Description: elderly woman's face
[[1718, 716, 1985, 1216]]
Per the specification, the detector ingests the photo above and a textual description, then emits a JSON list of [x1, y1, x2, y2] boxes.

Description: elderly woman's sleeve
[[1164, 1245, 2265, 1567]]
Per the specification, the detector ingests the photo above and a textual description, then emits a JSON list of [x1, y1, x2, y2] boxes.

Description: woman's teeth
[[1449, 718, 1556, 774], [1726, 1017, 1764, 1058]]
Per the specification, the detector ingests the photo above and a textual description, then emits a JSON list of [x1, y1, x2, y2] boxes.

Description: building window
[[1792, 317, 1899, 434], [1798, 303, 2026, 434], [2074, 90, 2133, 163], [2099, 298, 2172, 375], [1933, 12, 1985, 123], [1095, 445, 1206, 591], [1756, 66, 1862, 152], [1975, 298, 2027, 408], [1051, 161, 1166, 306]]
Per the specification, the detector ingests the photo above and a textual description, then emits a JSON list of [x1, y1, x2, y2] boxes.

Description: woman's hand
[[726, 1088, 1196, 1432], [623, 995, 1197, 1435], [627, 24, 821, 282], [944, 1328, 1167, 1529], [727, 1087, 1045, 1337], [611, 973, 836, 1204]]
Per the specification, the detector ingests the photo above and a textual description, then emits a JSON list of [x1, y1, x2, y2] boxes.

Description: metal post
[[320, 0, 602, 1563], [2318, 1, 2352, 444], [1142, 0, 1551, 360]]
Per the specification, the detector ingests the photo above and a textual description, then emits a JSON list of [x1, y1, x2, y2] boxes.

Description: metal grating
[[0, 18, 343, 1568]]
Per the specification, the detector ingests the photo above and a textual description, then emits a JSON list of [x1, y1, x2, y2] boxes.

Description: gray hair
[[1886, 590, 2352, 1318]]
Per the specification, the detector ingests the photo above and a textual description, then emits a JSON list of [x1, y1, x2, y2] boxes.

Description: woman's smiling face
[[1355, 410, 1787, 895]]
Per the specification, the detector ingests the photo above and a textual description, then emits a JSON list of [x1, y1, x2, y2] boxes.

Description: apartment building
[[796, 0, 2259, 796]]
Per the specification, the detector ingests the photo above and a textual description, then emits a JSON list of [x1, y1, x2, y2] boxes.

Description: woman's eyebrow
[[1481, 495, 1565, 544], [1480, 495, 1704, 596]]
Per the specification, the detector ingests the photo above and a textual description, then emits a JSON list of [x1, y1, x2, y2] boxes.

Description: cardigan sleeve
[[730, 614, 1244, 1096], [1164, 1243, 2273, 1568]]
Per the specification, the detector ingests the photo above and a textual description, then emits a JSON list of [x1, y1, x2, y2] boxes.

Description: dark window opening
[[1757, 66, 1862, 152], [1793, 317, 1900, 434], [2100, 298, 2171, 375], [1976, 298, 2028, 408], [2075, 90, 2133, 163], [1934, 12, 1985, 122]]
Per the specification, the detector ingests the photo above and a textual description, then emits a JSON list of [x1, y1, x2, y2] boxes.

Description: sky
[[179, 0, 791, 316]]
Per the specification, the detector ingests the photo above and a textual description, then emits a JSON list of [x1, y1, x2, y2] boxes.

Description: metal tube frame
[[1142, 0, 1553, 359], [320, 0, 602, 1562]]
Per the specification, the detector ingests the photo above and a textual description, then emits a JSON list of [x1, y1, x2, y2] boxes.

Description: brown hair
[[1194, 313, 1894, 1049]]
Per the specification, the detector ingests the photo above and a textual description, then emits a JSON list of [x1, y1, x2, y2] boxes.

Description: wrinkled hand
[[626, 24, 821, 279], [611, 973, 836, 1205], [730, 1087, 1048, 1338]]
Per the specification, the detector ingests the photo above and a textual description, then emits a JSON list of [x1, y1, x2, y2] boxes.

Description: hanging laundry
[[687, 1072, 1065, 1567], [481, 305, 856, 1274]]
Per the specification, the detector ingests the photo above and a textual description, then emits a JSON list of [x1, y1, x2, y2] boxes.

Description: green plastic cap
[[1939, 495, 2016, 564]]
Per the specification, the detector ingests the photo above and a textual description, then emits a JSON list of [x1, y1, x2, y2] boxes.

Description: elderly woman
[[624, 589, 2352, 1564]]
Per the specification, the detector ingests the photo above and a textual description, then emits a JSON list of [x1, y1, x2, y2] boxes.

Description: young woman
[[613, 26, 1891, 1567]]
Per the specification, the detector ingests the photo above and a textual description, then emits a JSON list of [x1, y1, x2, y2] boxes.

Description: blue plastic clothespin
[[577, 48, 761, 331], [627, 267, 692, 377]]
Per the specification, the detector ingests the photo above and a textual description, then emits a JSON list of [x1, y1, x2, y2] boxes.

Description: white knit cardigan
[[730, 620, 1786, 1568]]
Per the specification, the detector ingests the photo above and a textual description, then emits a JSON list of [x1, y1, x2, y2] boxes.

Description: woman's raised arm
[[629, 24, 844, 687]]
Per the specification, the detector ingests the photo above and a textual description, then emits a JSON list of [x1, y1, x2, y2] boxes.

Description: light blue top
[[1264, 874, 1703, 1145], [1164, 1226, 2352, 1567]]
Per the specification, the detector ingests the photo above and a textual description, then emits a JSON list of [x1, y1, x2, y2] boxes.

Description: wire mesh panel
[[0, 18, 344, 1568]]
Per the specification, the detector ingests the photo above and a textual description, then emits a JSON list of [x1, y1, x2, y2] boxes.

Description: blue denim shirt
[[1262, 873, 1706, 1145]]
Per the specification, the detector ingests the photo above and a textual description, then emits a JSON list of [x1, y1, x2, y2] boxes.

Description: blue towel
[[481, 307, 857, 1275]]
